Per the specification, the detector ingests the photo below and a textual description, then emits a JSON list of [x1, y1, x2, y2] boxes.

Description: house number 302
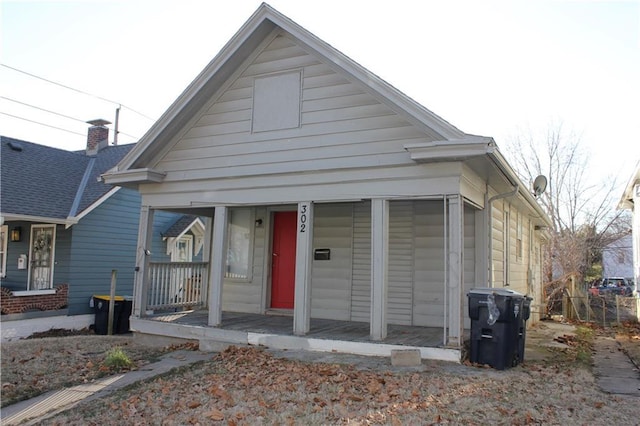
[[299, 204, 308, 233]]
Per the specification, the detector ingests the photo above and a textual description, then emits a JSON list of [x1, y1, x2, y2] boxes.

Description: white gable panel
[[252, 71, 301, 132], [151, 32, 440, 200]]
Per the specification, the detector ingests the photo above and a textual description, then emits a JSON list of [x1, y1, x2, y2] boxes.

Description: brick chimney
[[86, 119, 111, 156]]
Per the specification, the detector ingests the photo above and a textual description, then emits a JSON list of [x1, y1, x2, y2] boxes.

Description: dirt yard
[[2, 322, 640, 425]]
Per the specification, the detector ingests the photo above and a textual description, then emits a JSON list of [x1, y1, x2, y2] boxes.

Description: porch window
[[226, 209, 252, 280], [0, 225, 7, 278]]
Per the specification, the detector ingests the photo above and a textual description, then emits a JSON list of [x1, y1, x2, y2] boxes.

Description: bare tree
[[504, 121, 629, 283]]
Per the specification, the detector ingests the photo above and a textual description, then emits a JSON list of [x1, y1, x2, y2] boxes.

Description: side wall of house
[[67, 189, 178, 315], [489, 197, 544, 323]]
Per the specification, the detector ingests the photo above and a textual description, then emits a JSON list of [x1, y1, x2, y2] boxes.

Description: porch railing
[[147, 262, 207, 311]]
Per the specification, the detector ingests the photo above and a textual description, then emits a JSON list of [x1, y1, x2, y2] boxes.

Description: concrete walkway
[[592, 334, 640, 396], [0, 350, 213, 425]]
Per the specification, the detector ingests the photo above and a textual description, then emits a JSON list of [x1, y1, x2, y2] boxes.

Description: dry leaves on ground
[[1, 334, 170, 407], [48, 345, 639, 425]]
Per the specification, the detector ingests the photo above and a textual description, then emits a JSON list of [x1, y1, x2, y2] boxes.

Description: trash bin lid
[[94, 295, 125, 301], [468, 287, 524, 297]]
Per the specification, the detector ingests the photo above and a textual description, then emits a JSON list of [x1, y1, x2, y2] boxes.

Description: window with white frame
[[0, 225, 7, 278], [225, 209, 253, 280], [171, 235, 193, 262]]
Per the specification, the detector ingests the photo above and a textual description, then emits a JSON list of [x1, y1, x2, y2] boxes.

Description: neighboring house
[[602, 234, 633, 281], [103, 4, 552, 361], [0, 122, 204, 340], [619, 160, 640, 295]]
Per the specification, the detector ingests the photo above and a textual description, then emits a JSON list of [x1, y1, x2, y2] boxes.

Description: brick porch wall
[[0, 284, 68, 314]]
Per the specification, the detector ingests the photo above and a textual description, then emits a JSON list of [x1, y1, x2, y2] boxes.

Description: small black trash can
[[93, 295, 124, 335], [468, 288, 528, 369]]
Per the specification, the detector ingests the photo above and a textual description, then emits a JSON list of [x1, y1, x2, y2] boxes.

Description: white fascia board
[[0, 213, 75, 226], [487, 150, 553, 228], [68, 187, 121, 228], [404, 136, 495, 161], [268, 8, 465, 141], [101, 168, 166, 185], [115, 7, 275, 172]]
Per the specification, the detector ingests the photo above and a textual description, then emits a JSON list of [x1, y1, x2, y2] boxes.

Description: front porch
[[131, 310, 463, 363]]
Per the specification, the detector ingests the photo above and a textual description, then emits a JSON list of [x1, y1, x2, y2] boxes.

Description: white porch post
[[294, 201, 313, 336], [208, 206, 228, 327], [201, 217, 213, 308], [447, 195, 464, 346], [133, 205, 154, 318], [370, 198, 389, 341]]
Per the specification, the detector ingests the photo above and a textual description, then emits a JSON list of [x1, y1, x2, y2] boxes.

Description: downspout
[[487, 185, 519, 287]]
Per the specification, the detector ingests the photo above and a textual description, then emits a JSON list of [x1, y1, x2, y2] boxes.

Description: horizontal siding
[[413, 200, 446, 327], [388, 201, 414, 325], [463, 206, 476, 329], [311, 203, 353, 321], [152, 32, 437, 198], [351, 201, 371, 322], [67, 189, 142, 315]]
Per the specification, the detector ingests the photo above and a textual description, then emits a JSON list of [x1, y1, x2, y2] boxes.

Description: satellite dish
[[533, 175, 548, 197]]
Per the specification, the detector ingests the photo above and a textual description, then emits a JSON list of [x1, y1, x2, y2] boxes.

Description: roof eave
[[101, 168, 166, 186]]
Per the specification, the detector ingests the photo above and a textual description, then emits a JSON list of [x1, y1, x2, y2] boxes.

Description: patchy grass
[[1, 335, 170, 407]]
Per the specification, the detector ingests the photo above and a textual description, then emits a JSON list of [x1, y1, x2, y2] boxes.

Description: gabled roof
[[162, 215, 202, 239], [110, 2, 467, 174], [0, 136, 134, 225]]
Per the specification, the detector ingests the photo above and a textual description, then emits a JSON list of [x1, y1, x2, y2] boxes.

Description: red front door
[[270, 211, 297, 309]]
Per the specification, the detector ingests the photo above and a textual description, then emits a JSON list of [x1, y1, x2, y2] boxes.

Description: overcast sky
[[2, 0, 639, 197]]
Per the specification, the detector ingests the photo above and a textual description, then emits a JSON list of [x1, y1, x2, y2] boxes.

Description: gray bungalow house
[[0, 124, 204, 340], [103, 4, 552, 361]]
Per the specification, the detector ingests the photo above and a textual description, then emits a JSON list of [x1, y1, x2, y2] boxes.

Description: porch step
[[390, 349, 422, 366]]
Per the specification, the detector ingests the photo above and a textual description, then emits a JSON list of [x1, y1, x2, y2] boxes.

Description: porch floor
[[146, 310, 447, 348]]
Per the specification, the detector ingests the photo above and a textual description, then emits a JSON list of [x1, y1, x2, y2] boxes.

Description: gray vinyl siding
[[491, 200, 505, 287], [350, 201, 371, 322], [463, 205, 476, 329], [310, 203, 353, 320], [413, 200, 446, 327], [388, 201, 414, 325], [145, 33, 446, 206]]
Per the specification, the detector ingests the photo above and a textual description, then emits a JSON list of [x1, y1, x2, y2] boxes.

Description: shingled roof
[[0, 136, 135, 223]]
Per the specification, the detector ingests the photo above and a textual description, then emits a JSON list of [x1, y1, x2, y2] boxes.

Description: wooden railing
[[147, 262, 207, 310]]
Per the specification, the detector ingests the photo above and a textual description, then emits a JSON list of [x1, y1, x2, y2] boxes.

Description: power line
[[1, 96, 140, 140], [1, 96, 87, 124], [1, 63, 156, 121], [0, 112, 86, 137]]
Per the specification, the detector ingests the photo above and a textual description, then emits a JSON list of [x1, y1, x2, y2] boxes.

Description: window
[[226, 209, 252, 279], [0, 225, 7, 278], [171, 235, 193, 262]]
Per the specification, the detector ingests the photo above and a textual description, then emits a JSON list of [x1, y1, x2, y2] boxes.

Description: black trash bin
[[468, 288, 528, 369], [93, 295, 124, 335], [117, 296, 133, 334]]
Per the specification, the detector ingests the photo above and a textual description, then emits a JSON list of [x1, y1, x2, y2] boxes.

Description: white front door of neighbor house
[[29, 224, 56, 290]]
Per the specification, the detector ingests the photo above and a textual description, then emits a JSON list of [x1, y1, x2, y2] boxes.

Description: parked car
[[597, 277, 633, 296]]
